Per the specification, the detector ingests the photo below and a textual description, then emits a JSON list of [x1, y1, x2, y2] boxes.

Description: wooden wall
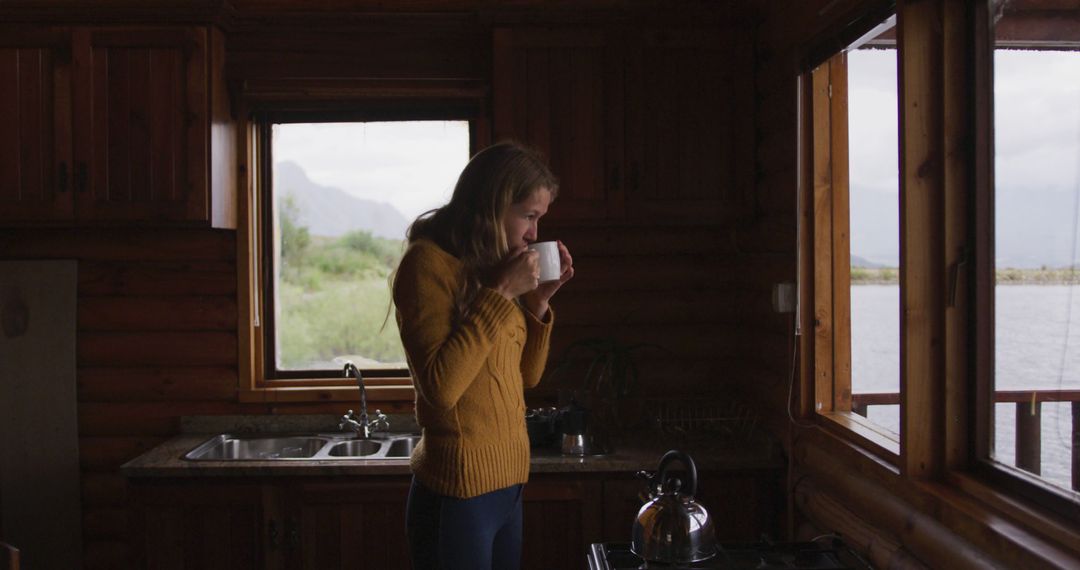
[[0, 5, 776, 567], [0, 228, 241, 567]]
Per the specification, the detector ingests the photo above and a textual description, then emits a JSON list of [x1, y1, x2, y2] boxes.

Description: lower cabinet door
[[522, 476, 603, 570], [285, 478, 411, 570], [129, 480, 266, 570]]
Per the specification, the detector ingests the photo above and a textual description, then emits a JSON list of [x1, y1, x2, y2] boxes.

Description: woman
[[394, 141, 574, 570]]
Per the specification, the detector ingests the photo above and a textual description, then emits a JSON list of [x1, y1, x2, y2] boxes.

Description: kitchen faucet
[[339, 362, 389, 439]]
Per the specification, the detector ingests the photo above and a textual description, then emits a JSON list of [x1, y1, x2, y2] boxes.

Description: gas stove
[[586, 540, 871, 570]]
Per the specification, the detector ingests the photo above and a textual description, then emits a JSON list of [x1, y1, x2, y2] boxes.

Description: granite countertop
[[121, 415, 783, 478]]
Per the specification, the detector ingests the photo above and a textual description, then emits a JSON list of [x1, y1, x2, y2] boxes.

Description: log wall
[[0, 6, 773, 567]]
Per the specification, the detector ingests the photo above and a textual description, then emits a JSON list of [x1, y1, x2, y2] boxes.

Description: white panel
[[0, 260, 82, 570]]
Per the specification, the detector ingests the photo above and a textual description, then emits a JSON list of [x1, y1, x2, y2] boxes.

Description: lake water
[[851, 284, 1079, 491]]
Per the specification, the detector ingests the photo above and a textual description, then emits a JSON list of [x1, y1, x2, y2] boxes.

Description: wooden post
[[1072, 402, 1079, 491], [1015, 400, 1041, 476], [898, 0, 947, 480]]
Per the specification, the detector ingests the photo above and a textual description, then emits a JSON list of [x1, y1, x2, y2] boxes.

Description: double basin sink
[[183, 433, 420, 461]]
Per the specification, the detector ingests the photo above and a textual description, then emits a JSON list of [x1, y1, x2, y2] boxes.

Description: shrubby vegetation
[[850, 265, 1080, 285], [277, 196, 408, 369]]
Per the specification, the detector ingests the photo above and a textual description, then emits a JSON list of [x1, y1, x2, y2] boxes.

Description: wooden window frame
[[235, 79, 489, 403], [969, 3, 1080, 523], [798, 0, 1080, 550], [801, 38, 902, 462]]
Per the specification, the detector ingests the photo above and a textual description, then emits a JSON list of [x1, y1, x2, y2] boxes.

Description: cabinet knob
[[75, 162, 88, 193], [268, 519, 279, 548], [58, 163, 69, 193], [286, 517, 300, 550]]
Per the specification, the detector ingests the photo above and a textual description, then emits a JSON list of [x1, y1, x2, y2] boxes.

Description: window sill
[[941, 471, 1080, 561], [238, 383, 416, 404], [818, 410, 900, 461], [798, 422, 1080, 567]]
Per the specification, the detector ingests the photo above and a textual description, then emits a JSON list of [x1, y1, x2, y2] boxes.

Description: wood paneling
[[228, 18, 486, 82], [79, 261, 236, 296], [79, 331, 237, 366], [82, 472, 128, 507], [0, 228, 235, 260], [79, 367, 238, 402], [79, 295, 237, 331]]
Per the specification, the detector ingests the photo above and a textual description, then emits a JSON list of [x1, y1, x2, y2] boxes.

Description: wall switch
[[772, 282, 796, 313]]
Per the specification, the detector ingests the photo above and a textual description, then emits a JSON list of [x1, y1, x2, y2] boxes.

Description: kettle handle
[[656, 450, 697, 497]]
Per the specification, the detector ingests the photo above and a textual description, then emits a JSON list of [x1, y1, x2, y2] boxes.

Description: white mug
[[528, 241, 562, 283]]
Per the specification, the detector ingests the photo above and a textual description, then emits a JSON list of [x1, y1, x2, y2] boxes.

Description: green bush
[[273, 228, 407, 369]]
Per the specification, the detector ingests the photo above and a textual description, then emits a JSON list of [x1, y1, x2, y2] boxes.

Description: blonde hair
[[404, 141, 559, 320]]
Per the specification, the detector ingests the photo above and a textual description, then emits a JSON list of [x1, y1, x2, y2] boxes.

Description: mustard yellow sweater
[[394, 239, 554, 498]]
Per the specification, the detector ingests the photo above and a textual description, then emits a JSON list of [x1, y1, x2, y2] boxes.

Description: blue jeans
[[406, 478, 524, 570]]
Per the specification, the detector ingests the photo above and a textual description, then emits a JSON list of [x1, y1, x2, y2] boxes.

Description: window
[[238, 94, 487, 402], [264, 120, 469, 380], [801, 0, 1080, 522], [802, 13, 902, 458], [979, 2, 1080, 506]]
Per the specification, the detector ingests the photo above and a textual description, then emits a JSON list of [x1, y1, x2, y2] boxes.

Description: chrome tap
[[339, 362, 389, 439]]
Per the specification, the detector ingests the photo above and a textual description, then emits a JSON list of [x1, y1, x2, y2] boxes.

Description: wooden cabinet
[[0, 25, 235, 227], [492, 25, 754, 224], [130, 474, 604, 570], [282, 478, 411, 570], [0, 27, 73, 222], [623, 28, 755, 223], [522, 476, 603, 570], [129, 468, 779, 569], [493, 27, 625, 223], [128, 480, 268, 570]]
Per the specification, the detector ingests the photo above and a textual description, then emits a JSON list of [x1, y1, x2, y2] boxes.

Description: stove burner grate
[[587, 541, 870, 570]]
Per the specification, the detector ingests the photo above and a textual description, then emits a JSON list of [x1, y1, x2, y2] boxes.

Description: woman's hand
[[522, 240, 574, 319], [486, 245, 541, 300]]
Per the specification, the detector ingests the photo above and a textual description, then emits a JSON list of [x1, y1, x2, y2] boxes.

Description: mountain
[[851, 255, 887, 268], [274, 161, 409, 239]]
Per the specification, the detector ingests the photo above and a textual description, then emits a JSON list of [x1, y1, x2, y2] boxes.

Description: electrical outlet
[[772, 282, 796, 313]]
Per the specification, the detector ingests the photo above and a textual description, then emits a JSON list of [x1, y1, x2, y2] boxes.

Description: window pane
[[271, 121, 470, 371], [992, 41, 1080, 493], [849, 43, 900, 436]]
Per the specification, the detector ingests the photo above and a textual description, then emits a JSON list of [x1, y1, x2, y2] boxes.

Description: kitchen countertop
[[121, 415, 783, 479]]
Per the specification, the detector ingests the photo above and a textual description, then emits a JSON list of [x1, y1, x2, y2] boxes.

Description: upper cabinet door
[[493, 28, 623, 223], [73, 27, 208, 222], [0, 27, 74, 222], [624, 28, 754, 223]]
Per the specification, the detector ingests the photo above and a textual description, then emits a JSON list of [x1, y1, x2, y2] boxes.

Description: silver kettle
[[631, 450, 717, 564]]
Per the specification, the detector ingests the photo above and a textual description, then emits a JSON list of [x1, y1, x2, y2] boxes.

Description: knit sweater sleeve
[[520, 306, 554, 389], [394, 242, 518, 411]]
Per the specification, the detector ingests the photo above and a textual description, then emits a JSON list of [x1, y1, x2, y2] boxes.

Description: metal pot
[[631, 450, 717, 564]]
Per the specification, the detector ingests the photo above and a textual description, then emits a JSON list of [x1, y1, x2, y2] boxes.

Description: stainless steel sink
[[327, 439, 382, 457], [183, 433, 421, 461], [385, 436, 420, 458], [184, 435, 329, 460]]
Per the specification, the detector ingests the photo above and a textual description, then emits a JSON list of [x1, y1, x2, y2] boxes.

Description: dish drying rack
[[648, 398, 761, 443]]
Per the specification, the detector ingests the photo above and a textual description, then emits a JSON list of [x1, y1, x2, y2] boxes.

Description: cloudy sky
[[273, 121, 471, 226], [849, 48, 1080, 268]]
